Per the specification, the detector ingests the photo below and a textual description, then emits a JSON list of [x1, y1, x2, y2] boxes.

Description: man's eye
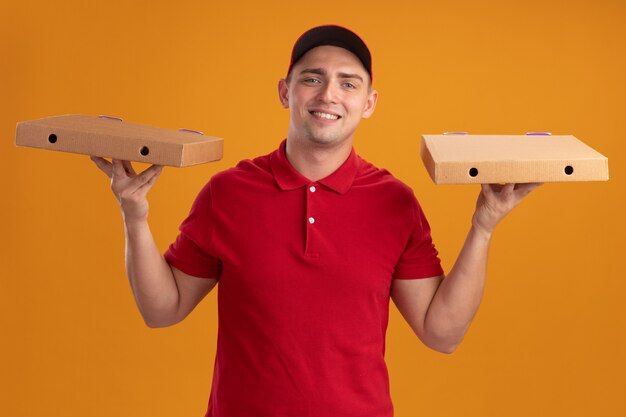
[[344, 82, 356, 89], [304, 78, 321, 84]]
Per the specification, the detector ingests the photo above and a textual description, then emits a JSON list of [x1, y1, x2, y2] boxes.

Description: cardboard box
[[421, 134, 609, 184], [16, 114, 224, 167]]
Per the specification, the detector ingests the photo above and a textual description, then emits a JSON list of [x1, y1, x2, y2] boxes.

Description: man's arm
[[91, 157, 217, 328], [391, 183, 541, 353]]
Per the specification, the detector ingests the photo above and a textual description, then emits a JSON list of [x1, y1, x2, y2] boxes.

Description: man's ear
[[361, 89, 378, 119], [278, 78, 289, 109]]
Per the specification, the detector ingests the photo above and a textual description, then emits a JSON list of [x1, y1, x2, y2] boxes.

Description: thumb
[[134, 165, 163, 195]]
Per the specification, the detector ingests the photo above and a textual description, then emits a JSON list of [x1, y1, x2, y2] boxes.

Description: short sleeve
[[392, 197, 444, 279], [163, 181, 222, 279]]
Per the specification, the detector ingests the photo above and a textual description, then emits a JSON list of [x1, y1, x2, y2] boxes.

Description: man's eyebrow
[[299, 68, 326, 76], [298, 68, 364, 83], [338, 72, 364, 82]]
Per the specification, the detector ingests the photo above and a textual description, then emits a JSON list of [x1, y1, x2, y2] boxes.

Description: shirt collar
[[270, 139, 360, 195]]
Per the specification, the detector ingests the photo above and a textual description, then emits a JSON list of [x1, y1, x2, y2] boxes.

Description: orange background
[[2, 0, 625, 416]]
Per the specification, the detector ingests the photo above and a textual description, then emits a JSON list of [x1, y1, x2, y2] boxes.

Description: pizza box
[[421, 133, 609, 184], [15, 114, 224, 167]]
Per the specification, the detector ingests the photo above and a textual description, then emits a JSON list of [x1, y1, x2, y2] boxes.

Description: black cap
[[288, 25, 373, 81]]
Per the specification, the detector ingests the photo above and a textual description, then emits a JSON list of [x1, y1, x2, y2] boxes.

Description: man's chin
[[303, 131, 345, 147], [308, 136, 339, 146]]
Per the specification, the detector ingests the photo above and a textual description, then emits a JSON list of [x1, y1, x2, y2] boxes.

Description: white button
[[309, 186, 316, 192], [308, 217, 315, 224]]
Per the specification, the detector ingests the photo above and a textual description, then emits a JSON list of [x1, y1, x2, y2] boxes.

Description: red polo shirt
[[164, 140, 444, 417]]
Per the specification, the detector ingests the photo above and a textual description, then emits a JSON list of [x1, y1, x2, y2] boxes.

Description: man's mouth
[[310, 111, 341, 120]]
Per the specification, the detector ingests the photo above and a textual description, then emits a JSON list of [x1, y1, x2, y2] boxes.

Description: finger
[[122, 160, 137, 176], [501, 183, 515, 198], [111, 159, 128, 179], [481, 183, 496, 198], [134, 164, 163, 187], [90, 156, 113, 178], [135, 166, 163, 195], [514, 182, 543, 196]]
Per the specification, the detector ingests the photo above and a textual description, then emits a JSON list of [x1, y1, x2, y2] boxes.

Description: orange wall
[[2, 1, 624, 416]]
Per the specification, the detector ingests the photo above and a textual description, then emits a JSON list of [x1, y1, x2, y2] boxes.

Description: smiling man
[[278, 34, 377, 182], [92, 25, 540, 417]]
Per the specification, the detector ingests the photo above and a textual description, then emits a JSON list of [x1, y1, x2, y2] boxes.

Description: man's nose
[[318, 81, 338, 103]]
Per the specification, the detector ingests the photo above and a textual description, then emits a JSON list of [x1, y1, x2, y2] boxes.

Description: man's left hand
[[472, 183, 542, 236]]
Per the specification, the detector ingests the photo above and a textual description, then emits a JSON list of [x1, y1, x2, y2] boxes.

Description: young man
[[92, 25, 540, 417]]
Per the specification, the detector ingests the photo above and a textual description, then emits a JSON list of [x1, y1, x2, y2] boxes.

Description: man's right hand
[[90, 156, 163, 223], [90, 156, 215, 328]]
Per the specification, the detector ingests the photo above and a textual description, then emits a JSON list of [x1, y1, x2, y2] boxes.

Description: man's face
[[278, 45, 378, 148]]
